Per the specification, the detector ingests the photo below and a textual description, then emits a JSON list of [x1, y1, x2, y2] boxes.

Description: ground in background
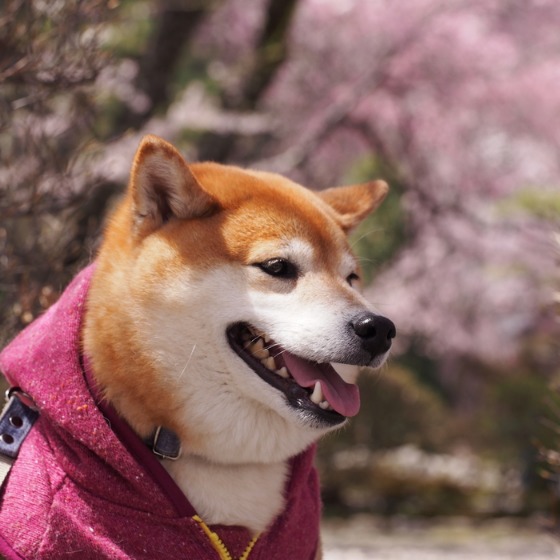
[[322, 515, 558, 559]]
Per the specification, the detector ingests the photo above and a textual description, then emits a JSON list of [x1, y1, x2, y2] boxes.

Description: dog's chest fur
[[165, 456, 289, 534]]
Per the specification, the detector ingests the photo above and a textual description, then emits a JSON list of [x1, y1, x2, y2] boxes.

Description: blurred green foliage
[[318, 362, 557, 516], [477, 372, 556, 461], [498, 187, 560, 220], [317, 362, 532, 517], [476, 371, 558, 512], [103, 1, 153, 57]]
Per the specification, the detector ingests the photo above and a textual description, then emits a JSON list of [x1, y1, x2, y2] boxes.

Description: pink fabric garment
[[0, 265, 321, 559]]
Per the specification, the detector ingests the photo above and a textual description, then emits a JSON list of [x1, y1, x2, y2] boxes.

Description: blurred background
[[1, 0, 559, 555]]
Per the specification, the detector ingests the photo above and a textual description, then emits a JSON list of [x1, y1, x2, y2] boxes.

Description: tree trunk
[[197, 0, 299, 162]]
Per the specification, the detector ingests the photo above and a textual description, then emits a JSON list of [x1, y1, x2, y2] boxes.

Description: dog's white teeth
[[263, 333, 271, 343], [310, 381, 324, 405], [249, 339, 269, 360], [263, 356, 276, 370], [256, 348, 270, 360], [276, 366, 289, 379], [310, 383, 333, 409]]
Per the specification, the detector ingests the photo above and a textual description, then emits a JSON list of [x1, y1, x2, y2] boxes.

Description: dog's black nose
[[351, 312, 396, 356]]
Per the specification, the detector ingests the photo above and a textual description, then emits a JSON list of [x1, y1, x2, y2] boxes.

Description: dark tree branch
[[112, 0, 221, 135], [227, 0, 298, 110], [197, 0, 299, 162]]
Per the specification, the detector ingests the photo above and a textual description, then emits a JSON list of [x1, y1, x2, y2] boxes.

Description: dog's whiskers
[[271, 347, 288, 358], [177, 344, 197, 378], [242, 333, 263, 349], [350, 227, 385, 248]]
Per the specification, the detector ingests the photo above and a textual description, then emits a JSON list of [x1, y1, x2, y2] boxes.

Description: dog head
[[85, 135, 395, 464]]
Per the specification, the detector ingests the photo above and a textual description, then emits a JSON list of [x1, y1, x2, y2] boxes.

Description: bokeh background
[[1, 0, 559, 549]]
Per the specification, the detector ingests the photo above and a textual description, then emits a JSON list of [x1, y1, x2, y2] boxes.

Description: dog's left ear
[[318, 180, 389, 232], [129, 135, 219, 237]]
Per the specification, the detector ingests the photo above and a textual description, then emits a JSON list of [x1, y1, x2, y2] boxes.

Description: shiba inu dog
[[85, 134, 394, 531], [0, 134, 394, 559]]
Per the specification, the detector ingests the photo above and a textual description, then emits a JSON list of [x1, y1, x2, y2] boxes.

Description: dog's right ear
[[318, 180, 389, 233], [129, 135, 219, 237]]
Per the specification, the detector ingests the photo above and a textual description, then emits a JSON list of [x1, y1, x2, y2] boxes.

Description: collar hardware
[[146, 425, 182, 460], [0, 386, 39, 487]]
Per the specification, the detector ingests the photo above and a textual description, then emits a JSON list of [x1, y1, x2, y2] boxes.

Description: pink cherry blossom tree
[[2, 0, 559, 376]]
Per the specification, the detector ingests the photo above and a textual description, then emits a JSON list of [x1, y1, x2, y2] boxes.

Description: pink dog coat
[[0, 266, 321, 559]]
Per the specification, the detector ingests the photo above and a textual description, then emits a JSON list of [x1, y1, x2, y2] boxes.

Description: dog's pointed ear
[[318, 180, 389, 233], [129, 135, 219, 236]]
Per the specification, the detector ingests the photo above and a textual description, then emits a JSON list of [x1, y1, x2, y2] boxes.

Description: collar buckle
[[148, 426, 182, 460]]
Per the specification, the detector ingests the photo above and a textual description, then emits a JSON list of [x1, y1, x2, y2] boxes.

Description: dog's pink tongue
[[282, 353, 360, 417]]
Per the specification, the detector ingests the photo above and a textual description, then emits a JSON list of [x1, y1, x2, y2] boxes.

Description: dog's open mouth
[[227, 323, 360, 425]]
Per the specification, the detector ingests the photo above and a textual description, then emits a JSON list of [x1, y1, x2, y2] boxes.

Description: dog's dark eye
[[347, 272, 360, 286], [256, 258, 298, 279]]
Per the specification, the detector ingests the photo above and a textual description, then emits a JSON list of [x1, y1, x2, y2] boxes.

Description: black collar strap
[[144, 426, 182, 460]]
